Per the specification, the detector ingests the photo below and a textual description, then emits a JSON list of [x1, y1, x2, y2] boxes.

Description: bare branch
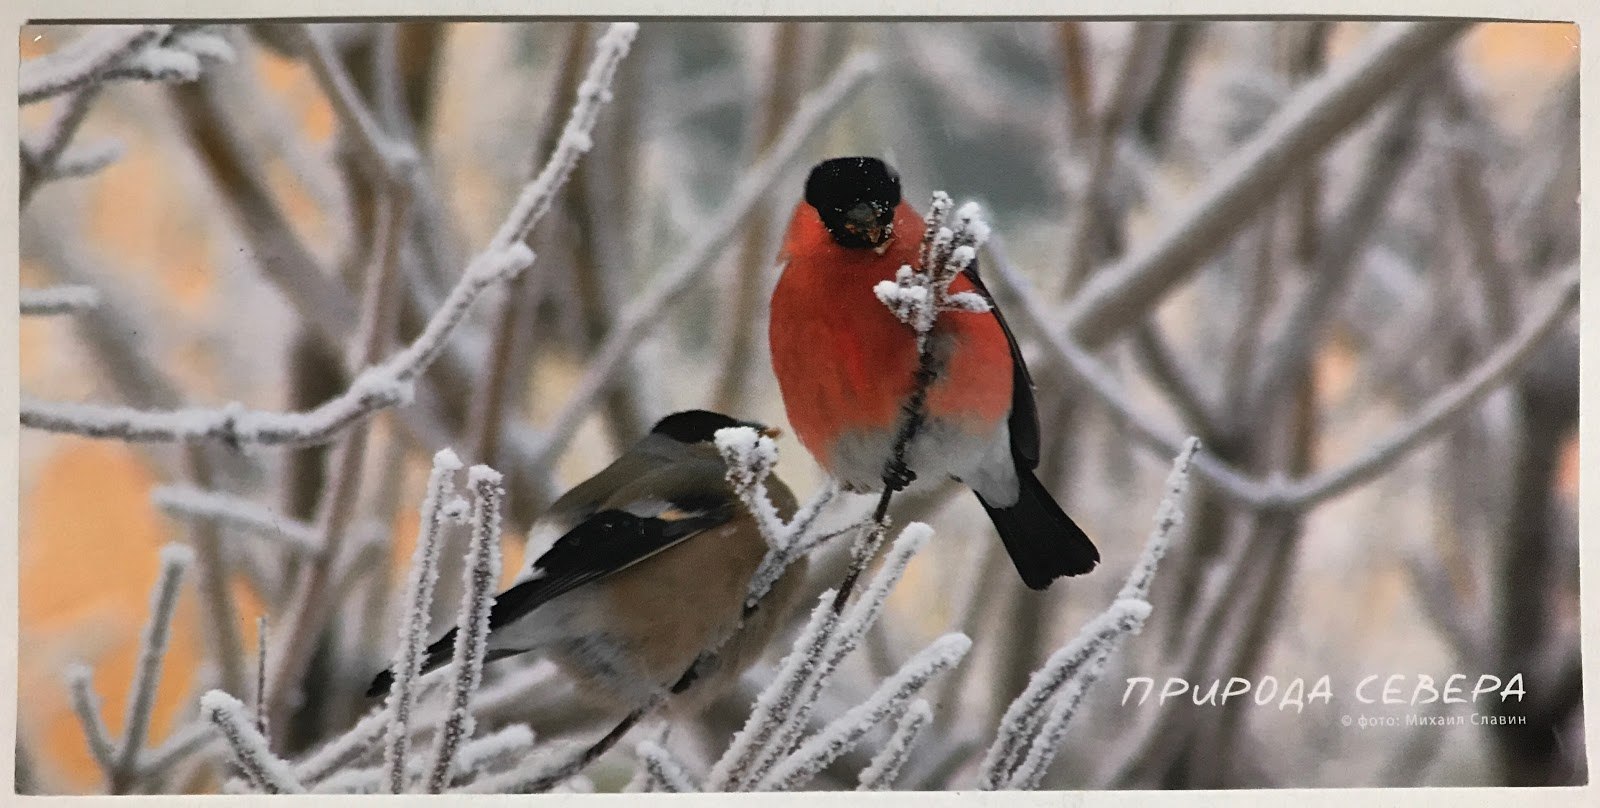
[[19, 245, 532, 446], [1062, 21, 1471, 348], [202, 690, 305, 793], [527, 50, 880, 472], [19, 284, 101, 316], [152, 485, 322, 555], [382, 449, 462, 793], [856, 699, 932, 790], [425, 466, 505, 793], [65, 665, 118, 779], [110, 544, 194, 792], [19, 25, 168, 104]]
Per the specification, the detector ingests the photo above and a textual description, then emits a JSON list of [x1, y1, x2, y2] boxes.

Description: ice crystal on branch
[[873, 194, 993, 348]]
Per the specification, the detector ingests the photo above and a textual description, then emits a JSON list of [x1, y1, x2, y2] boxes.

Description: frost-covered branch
[[715, 426, 843, 609], [767, 524, 935, 776], [637, 739, 700, 793], [761, 632, 971, 790], [293, 707, 389, 784], [137, 721, 217, 777], [20, 245, 531, 447], [382, 449, 462, 793], [202, 690, 305, 793], [297, 24, 419, 181], [988, 231, 1577, 513], [528, 50, 880, 472], [65, 665, 117, 778], [310, 725, 537, 794], [492, 22, 638, 250], [110, 544, 193, 792], [856, 698, 932, 790], [425, 466, 505, 793], [835, 192, 993, 610], [19, 25, 168, 104], [979, 438, 1197, 790], [253, 616, 269, 738], [20, 26, 232, 202], [19, 285, 101, 316], [710, 592, 841, 790], [709, 522, 938, 791], [152, 485, 322, 555]]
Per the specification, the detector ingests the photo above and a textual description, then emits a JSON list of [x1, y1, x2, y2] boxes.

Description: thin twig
[[986, 236, 1577, 512], [110, 544, 193, 792], [202, 690, 306, 793], [856, 699, 932, 790], [297, 24, 419, 180], [19, 25, 168, 104], [381, 449, 462, 793], [65, 665, 118, 780], [19, 284, 101, 316], [425, 467, 505, 793], [152, 484, 322, 555], [526, 50, 880, 473]]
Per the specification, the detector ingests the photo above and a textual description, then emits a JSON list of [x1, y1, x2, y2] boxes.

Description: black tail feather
[[976, 468, 1099, 589], [365, 627, 460, 698]]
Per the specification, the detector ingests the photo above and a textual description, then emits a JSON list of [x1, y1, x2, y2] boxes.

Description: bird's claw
[[883, 461, 917, 492]]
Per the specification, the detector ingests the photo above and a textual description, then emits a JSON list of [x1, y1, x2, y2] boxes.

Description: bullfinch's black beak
[[841, 201, 893, 246]]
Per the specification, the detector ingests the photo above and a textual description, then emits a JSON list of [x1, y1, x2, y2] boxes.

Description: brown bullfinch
[[768, 156, 1098, 590], [367, 410, 806, 715]]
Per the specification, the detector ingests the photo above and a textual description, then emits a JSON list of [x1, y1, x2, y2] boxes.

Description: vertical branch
[[713, 22, 805, 413], [265, 180, 414, 735], [380, 449, 462, 793], [1060, 21, 1162, 296], [109, 544, 193, 792], [253, 616, 269, 738], [467, 22, 590, 466], [65, 665, 119, 781], [425, 467, 505, 793], [1055, 22, 1094, 145]]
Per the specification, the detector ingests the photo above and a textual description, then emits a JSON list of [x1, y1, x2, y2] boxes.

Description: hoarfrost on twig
[[527, 50, 881, 473], [202, 690, 305, 793], [760, 632, 971, 790], [20, 245, 533, 447], [978, 438, 1198, 790], [382, 449, 462, 793], [65, 664, 117, 777], [424, 466, 505, 793], [637, 739, 700, 793], [111, 544, 193, 790], [152, 484, 322, 554], [857, 699, 933, 790]]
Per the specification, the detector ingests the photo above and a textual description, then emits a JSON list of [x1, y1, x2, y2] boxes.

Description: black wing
[[366, 497, 733, 698], [491, 498, 735, 631], [962, 256, 1041, 469]]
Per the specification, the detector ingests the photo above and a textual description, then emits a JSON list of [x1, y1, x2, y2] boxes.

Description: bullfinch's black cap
[[650, 410, 774, 444], [804, 157, 901, 249]]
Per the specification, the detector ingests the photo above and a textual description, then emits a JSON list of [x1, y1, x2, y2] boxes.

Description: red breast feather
[[768, 200, 1014, 475]]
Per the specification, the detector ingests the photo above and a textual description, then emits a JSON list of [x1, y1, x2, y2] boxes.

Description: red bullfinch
[[768, 156, 1098, 590], [367, 410, 806, 715]]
